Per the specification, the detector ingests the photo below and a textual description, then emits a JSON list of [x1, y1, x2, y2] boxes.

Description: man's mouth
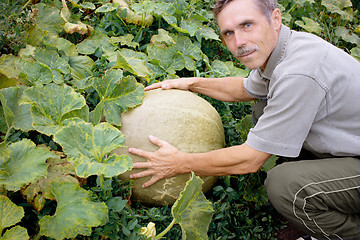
[[235, 46, 258, 58]]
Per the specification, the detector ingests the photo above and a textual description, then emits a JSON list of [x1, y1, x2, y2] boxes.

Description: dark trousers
[[252, 100, 360, 240]]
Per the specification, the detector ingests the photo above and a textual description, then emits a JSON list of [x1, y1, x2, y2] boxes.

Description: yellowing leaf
[[0, 139, 56, 191], [171, 173, 214, 240], [295, 17, 322, 34], [39, 182, 108, 240], [54, 121, 132, 178], [20, 83, 88, 136], [0, 195, 29, 239], [0, 86, 33, 132], [91, 69, 144, 126], [321, 0, 354, 21]]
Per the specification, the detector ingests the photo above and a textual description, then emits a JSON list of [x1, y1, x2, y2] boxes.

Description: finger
[[130, 169, 153, 179], [128, 147, 151, 158], [142, 176, 162, 188], [132, 161, 152, 169], [148, 135, 168, 148], [144, 83, 162, 91]]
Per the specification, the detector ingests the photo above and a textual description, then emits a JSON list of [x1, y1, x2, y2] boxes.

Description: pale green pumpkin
[[114, 89, 225, 206]]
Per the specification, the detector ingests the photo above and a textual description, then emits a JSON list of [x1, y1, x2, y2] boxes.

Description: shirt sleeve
[[243, 70, 268, 99], [245, 75, 326, 157]]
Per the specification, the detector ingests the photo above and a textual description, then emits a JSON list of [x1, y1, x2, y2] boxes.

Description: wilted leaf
[[0, 86, 33, 132], [53, 121, 133, 178], [171, 173, 214, 240], [0, 139, 57, 191], [39, 182, 108, 240], [91, 69, 144, 126], [295, 17, 322, 34], [20, 83, 88, 136], [22, 157, 79, 211], [0, 195, 29, 239]]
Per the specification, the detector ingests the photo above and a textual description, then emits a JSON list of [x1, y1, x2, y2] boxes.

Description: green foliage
[[279, 0, 360, 58], [0, 0, 359, 239]]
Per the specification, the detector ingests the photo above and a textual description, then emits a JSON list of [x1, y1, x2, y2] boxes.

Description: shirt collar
[[259, 24, 291, 79]]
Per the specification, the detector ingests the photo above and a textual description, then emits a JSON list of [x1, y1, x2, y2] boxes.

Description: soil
[[276, 215, 306, 240]]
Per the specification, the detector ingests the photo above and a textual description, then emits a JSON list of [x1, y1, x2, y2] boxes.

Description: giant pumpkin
[[113, 89, 225, 206]]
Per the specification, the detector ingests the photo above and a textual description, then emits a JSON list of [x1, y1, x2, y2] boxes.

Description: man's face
[[217, 0, 281, 70]]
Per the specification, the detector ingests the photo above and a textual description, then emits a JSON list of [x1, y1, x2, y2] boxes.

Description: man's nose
[[234, 31, 247, 48]]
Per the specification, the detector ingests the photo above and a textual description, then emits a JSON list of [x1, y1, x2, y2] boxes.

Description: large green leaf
[[91, 69, 144, 126], [171, 173, 214, 240], [76, 30, 117, 55], [171, 34, 202, 71], [27, 3, 65, 46], [41, 34, 78, 57], [321, 0, 354, 21], [39, 182, 108, 240], [20, 83, 88, 136], [295, 17, 322, 35], [0, 86, 34, 132], [335, 26, 360, 45], [53, 121, 132, 178], [68, 55, 94, 80], [210, 60, 249, 78], [147, 45, 185, 75], [0, 139, 57, 191], [17, 59, 54, 86], [33, 48, 70, 84], [0, 195, 29, 239], [112, 51, 151, 81]]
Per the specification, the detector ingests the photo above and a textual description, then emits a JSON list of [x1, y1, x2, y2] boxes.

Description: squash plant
[[0, 0, 237, 239], [0, 0, 359, 239]]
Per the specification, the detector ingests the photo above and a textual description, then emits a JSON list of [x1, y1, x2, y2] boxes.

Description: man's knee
[[264, 162, 299, 214]]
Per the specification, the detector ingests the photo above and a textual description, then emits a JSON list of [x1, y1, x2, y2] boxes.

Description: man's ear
[[272, 8, 282, 32]]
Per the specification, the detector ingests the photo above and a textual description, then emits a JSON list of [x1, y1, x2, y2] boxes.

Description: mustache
[[235, 45, 259, 57]]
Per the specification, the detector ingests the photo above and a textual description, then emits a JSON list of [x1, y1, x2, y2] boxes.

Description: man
[[128, 0, 360, 239]]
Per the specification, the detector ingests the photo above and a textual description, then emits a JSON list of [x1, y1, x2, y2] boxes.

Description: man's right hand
[[144, 77, 196, 91]]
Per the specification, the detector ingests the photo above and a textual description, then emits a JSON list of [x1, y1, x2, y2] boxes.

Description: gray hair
[[213, 0, 278, 22]]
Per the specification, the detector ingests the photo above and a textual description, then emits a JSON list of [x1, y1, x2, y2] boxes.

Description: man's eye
[[245, 23, 252, 28], [226, 31, 233, 36]]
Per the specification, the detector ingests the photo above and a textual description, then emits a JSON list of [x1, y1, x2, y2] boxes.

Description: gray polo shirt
[[244, 24, 360, 157]]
